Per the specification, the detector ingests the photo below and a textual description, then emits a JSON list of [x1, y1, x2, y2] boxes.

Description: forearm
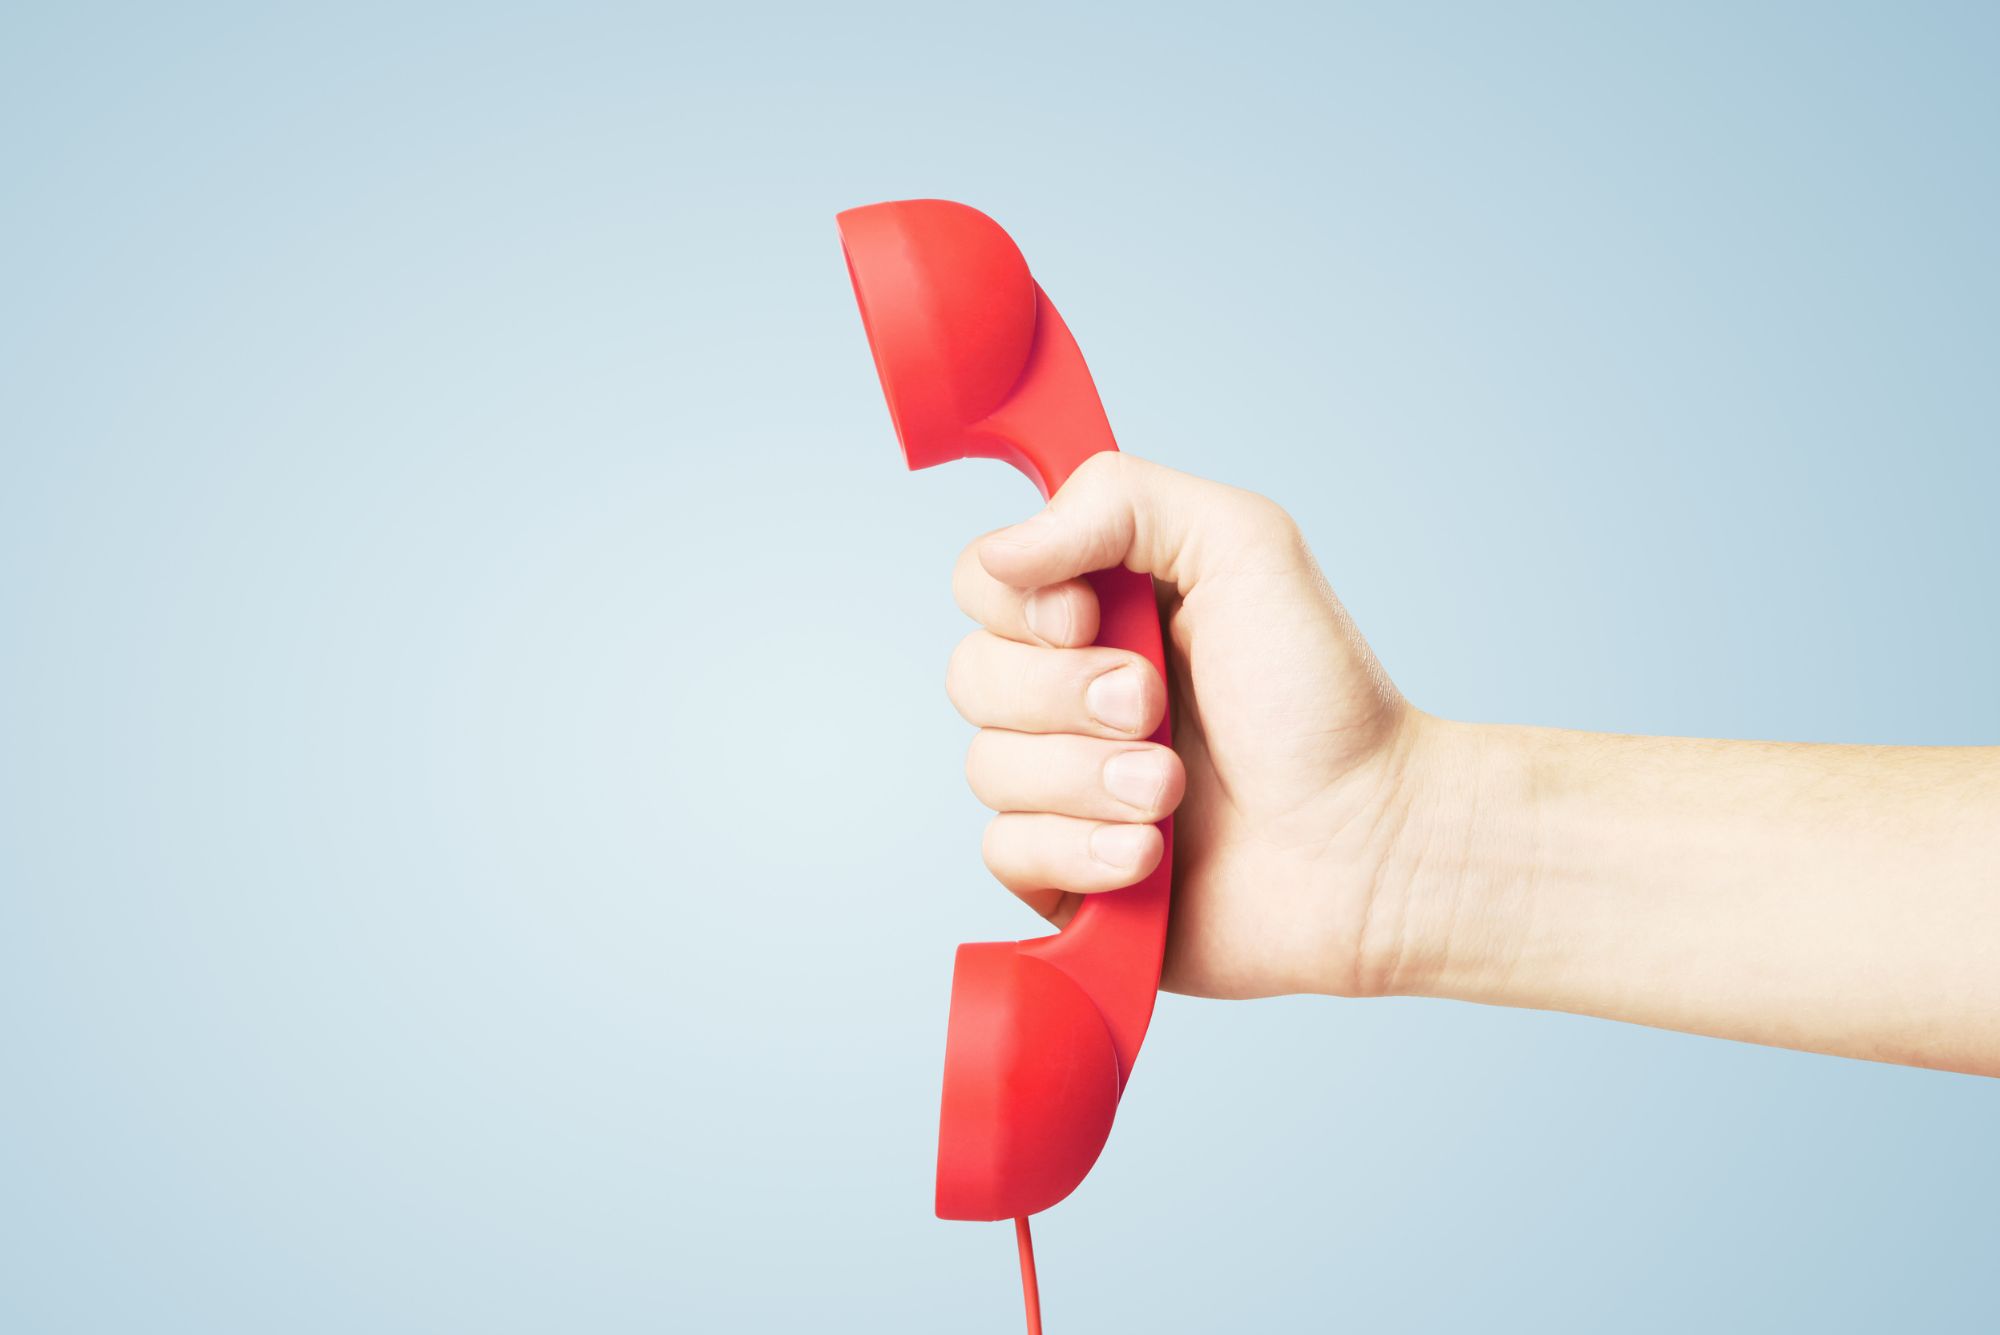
[[1386, 718, 2000, 1076]]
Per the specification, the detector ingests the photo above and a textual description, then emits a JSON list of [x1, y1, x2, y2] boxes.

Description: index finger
[[952, 533, 1101, 647]]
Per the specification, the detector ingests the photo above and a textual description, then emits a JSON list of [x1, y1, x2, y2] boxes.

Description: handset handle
[[967, 287, 1171, 1086]]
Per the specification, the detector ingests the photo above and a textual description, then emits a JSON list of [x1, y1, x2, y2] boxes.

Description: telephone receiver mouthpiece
[[838, 199, 1174, 1221]]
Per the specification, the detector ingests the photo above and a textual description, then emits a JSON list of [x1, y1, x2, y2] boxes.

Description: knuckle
[[1225, 490, 1303, 554], [1239, 489, 1291, 529], [944, 632, 983, 706], [980, 816, 1008, 872], [962, 731, 1005, 803], [1067, 450, 1127, 494], [954, 533, 1019, 623], [962, 737, 985, 798], [950, 543, 983, 607]]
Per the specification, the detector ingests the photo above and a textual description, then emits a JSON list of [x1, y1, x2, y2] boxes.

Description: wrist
[[1353, 715, 1546, 1001]]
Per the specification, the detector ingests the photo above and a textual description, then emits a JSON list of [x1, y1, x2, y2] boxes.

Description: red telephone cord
[[1014, 1216, 1043, 1334]]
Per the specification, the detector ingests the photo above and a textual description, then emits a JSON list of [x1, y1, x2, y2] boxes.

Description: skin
[[948, 454, 2000, 1078]]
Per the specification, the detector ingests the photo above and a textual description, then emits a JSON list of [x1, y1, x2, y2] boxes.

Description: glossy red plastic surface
[[838, 199, 1173, 1221]]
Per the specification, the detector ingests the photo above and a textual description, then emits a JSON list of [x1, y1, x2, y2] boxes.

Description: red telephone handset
[[837, 200, 1172, 1224]]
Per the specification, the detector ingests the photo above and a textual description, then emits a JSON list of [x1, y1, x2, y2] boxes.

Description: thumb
[[978, 454, 1292, 593]]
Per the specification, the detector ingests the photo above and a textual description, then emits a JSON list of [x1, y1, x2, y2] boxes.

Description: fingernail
[[1085, 666, 1146, 733], [989, 509, 1059, 549], [1089, 823, 1154, 870], [1103, 750, 1169, 812], [1024, 590, 1070, 644]]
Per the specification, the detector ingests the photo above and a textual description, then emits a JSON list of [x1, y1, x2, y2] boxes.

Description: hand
[[947, 453, 1424, 999], [946, 454, 2000, 1074]]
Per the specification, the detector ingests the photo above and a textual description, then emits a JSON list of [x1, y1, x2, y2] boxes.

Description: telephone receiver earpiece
[[838, 199, 1173, 1221]]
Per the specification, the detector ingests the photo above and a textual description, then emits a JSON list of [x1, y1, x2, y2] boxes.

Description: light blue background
[[3, 4, 1995, 1331]]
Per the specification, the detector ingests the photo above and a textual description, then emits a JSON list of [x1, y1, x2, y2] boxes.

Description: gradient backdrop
[[3, 4, 1996, 1331]]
